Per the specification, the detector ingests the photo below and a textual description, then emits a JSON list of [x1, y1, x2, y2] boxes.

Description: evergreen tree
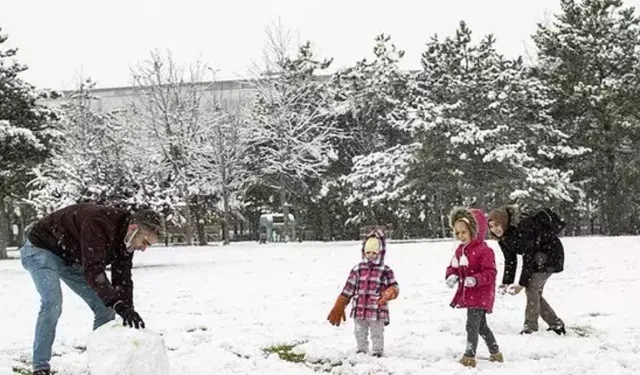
[[407, 21, 586, 215], [330, 34, 417, 236], [0, 28, 58, 258], [533, 0, 640, 234]]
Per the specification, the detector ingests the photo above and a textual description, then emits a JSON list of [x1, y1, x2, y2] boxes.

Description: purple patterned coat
[[339, 230, 399, 325]]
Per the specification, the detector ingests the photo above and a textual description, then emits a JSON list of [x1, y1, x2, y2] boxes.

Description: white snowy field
[[1, 236, 639, 374]]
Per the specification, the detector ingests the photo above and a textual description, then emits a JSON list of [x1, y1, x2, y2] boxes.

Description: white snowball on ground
[[86, 321, 170, 375]]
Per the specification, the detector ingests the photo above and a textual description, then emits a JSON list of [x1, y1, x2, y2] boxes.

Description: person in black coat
[[487, 205, 566, 335], [22, 203, 162, 375]]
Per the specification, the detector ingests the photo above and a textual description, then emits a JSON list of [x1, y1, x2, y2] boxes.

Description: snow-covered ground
[[1, 237, 639, 374]]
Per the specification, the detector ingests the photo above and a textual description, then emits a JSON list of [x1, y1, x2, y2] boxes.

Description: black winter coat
[[28, 203, 134, 307], [498, 209, 565, 287]]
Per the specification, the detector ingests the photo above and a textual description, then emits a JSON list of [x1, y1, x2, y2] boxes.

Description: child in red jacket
[[445, 207, 503, 368]]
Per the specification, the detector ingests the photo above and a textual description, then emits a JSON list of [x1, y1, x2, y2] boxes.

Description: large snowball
[[86, 321, 170, 375]]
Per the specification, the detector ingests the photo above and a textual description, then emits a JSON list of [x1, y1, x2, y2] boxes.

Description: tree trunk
[[0, 197, 8, 260], [163, 216, 169, 247], [436, 193, 447, 239], [17, 208, 24, 247], [571, 209, 581, 237], [183, 194, 194, 245], [322, 203, 330, 241], [426, 196, 436, 238], [193, 196, 208, 246], [587, 197, 596, 235], [603, 152, 623, 235], [280, 173, 290, 242], [222, 187, 231, 246]]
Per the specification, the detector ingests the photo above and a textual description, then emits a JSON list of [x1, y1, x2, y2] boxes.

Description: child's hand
[[498, 284, 508, 295], [327, 295, 350, 327], [446, 274, 459, 288], [463, 277, 477, 288], [376, 286, 399, 304]]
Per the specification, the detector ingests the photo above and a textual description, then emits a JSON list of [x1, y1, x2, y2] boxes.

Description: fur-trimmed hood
[[449, 207, 488, 245]]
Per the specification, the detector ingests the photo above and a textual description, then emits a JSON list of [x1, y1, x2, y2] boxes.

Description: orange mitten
[[377, 286, 399, 305], [327, 295, 350, 326]]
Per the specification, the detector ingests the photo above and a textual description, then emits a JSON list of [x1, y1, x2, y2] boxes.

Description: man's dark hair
[[131, 209, 163, 235]]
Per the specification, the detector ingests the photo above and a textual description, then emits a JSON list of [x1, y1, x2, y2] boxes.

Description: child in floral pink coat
[[327, 228, 399, 357], [445, 207, 503, 368]]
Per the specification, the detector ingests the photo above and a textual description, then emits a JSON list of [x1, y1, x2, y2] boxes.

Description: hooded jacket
[[339, 229, 399, 325], [445, 208, 497, 313]]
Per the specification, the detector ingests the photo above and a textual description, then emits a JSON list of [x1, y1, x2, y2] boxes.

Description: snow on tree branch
[[343, 143, 420, 206]]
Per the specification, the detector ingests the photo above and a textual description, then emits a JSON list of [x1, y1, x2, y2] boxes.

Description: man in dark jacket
[[487, 206, 566, 336], [20, 203, 162, 375]]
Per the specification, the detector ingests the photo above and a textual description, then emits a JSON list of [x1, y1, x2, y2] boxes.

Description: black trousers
[[465, 308, 499, 357]]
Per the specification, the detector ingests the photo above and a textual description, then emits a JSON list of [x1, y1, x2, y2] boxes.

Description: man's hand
[[113, 301, 145, 329], [507, 285, 524, 295], [498, 284, 509, 295]]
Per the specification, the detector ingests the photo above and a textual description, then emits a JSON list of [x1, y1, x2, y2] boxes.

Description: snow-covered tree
[[246, 21, 342, 240], [342, 143, 420, 228], [406, 21, 587, 213], [129, 49, 213, 244], [533, 0, 640, 234], [0, 28, 58, 258], [27, 79, 162, 215], [330, 34, 413, 170], [327, 34, 417, 235], [192, 102, 252, 245]]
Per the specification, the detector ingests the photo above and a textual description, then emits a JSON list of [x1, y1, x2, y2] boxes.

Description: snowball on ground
[[86, 321, 169, 375]]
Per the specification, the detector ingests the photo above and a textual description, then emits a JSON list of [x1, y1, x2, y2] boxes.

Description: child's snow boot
[[372, 352, 383, 358], [489, 352, 504, 362], [459, 355, 477, 368], [33, 370, 51, 375]]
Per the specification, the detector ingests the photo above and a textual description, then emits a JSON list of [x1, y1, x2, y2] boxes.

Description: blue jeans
[[20, 240, 115, 371]]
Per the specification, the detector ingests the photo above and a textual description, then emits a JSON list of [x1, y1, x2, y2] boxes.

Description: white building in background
[[39, 78, 258, 112], [39, 73, 334, 112]]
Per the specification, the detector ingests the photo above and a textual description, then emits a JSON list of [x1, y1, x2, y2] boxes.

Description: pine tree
[[533, 0, 640, 234], [330, 34, 413, 172], [0, 28, 58, 258], [330, 34, 417, 235], [407, 21, 586, 215]]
